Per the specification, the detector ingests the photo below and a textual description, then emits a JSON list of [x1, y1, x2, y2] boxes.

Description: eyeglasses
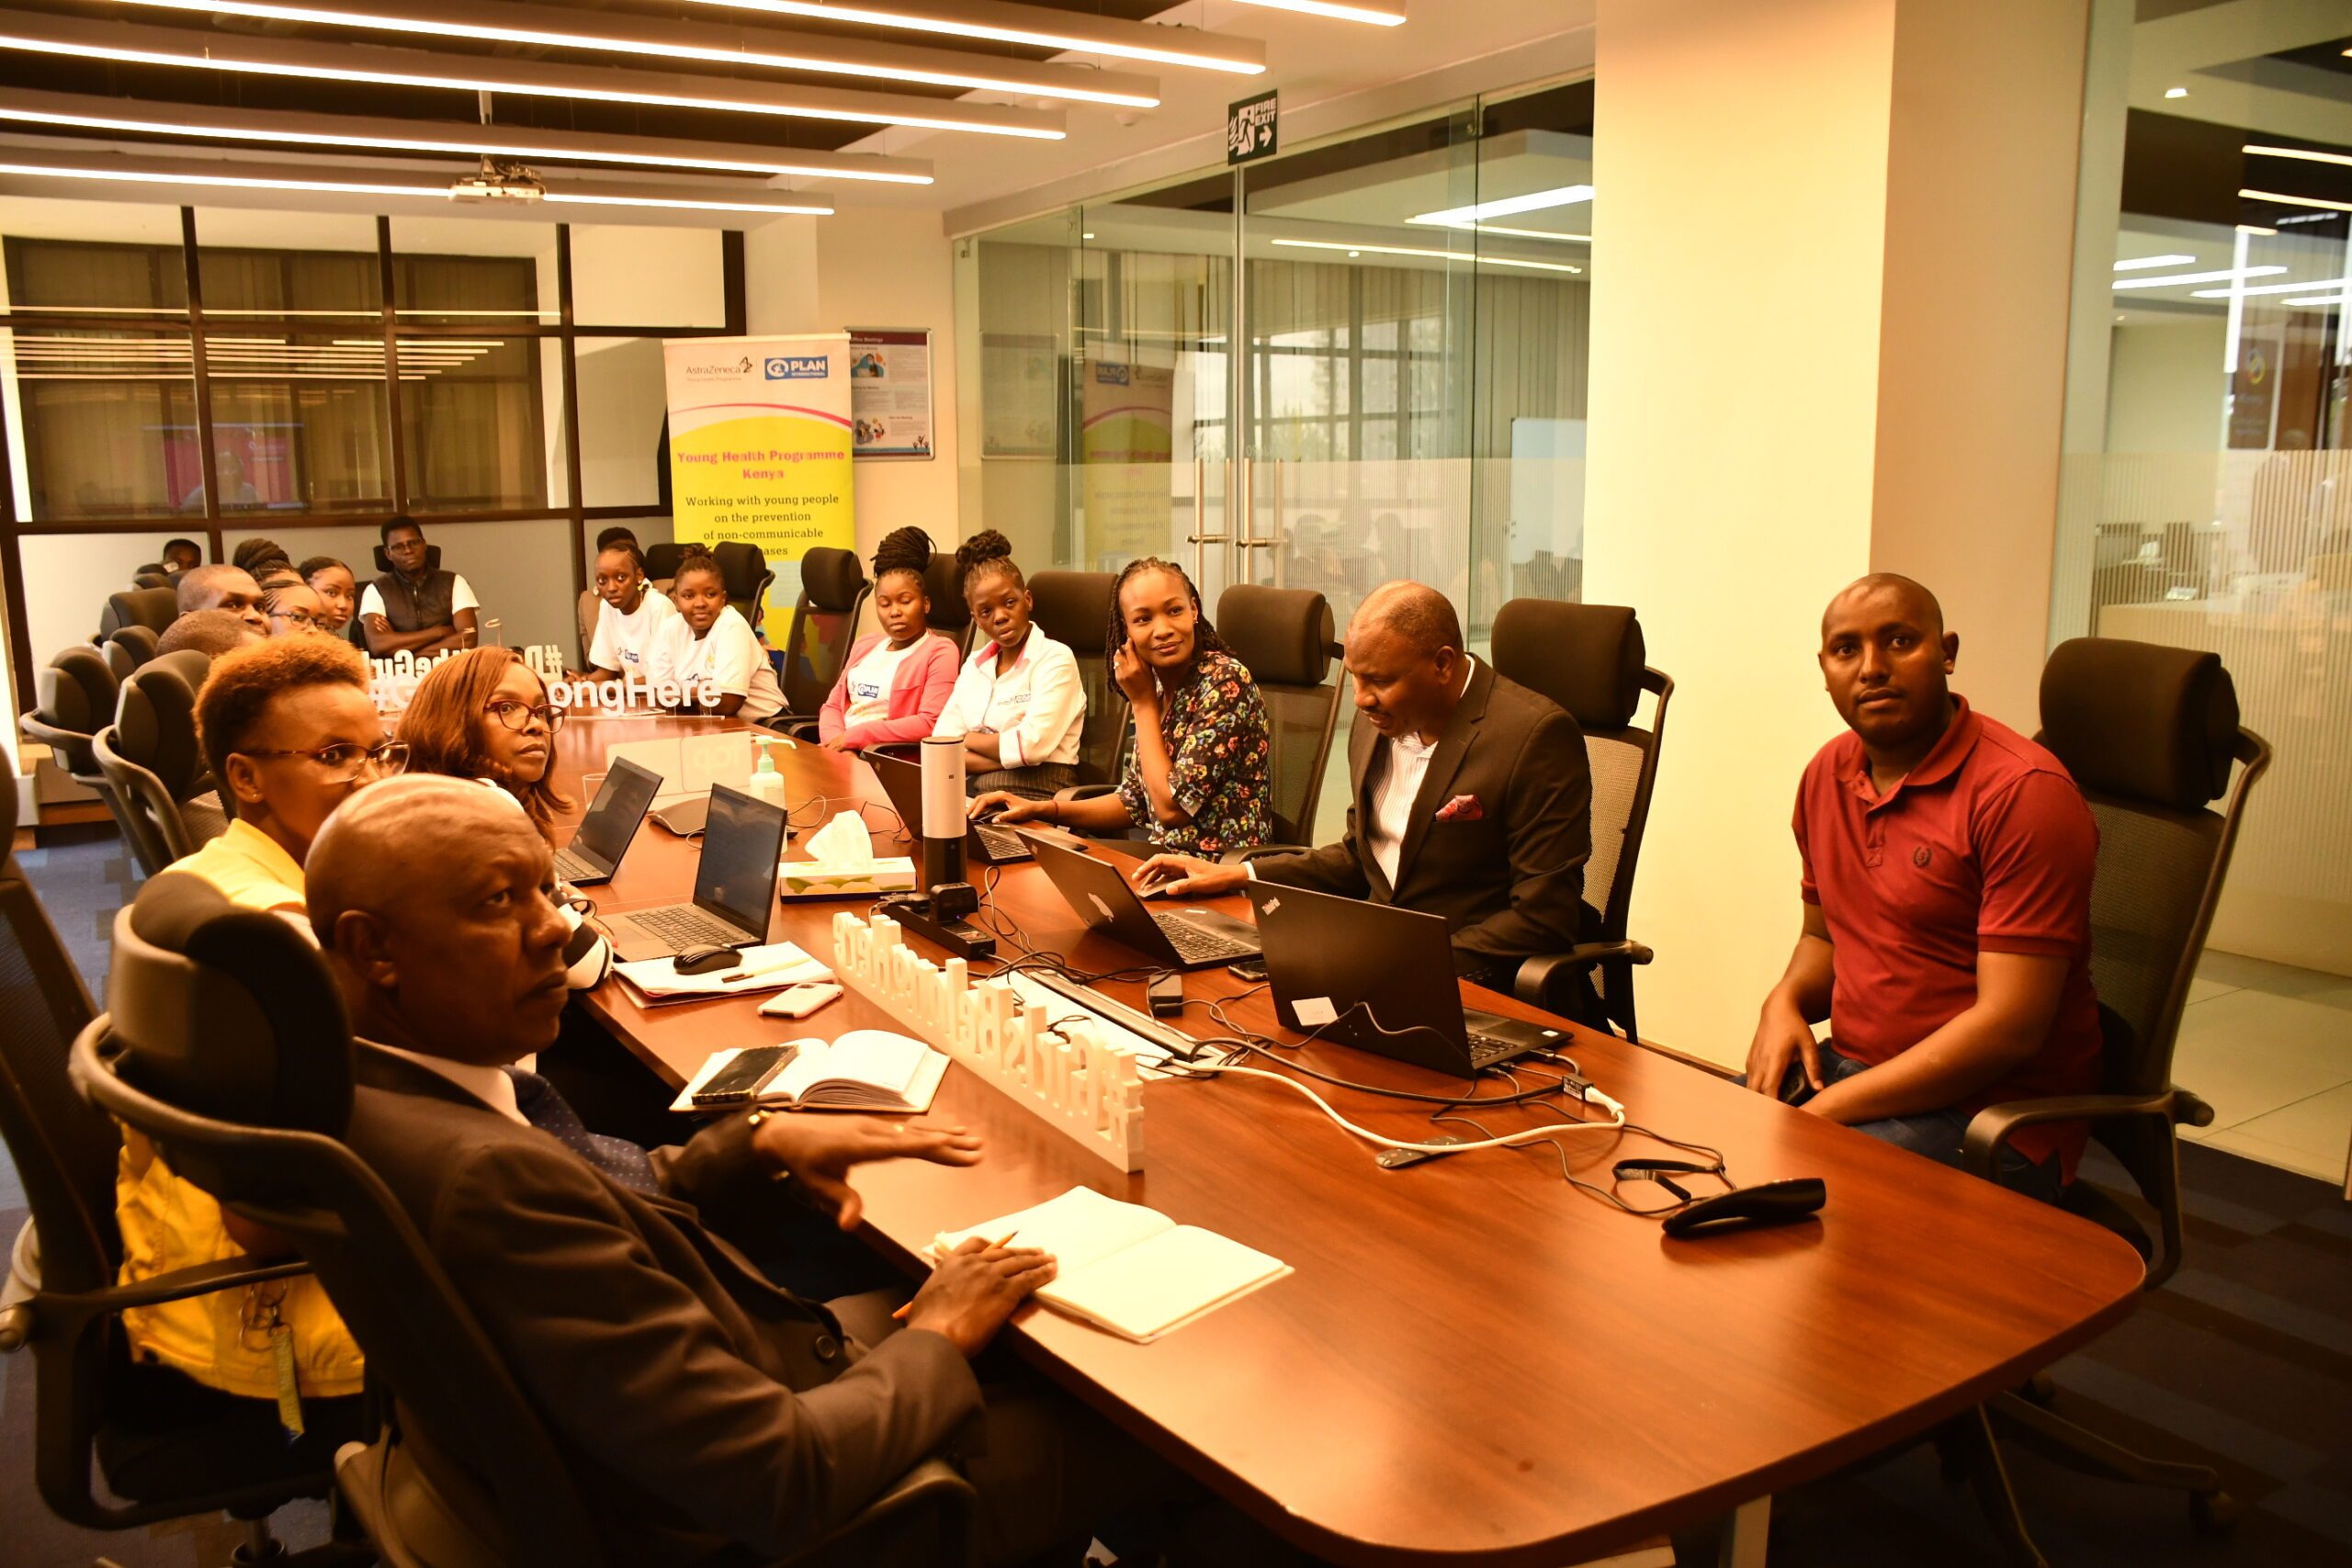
[[267, 609, 324, 629], [236, 739, 411, 783], [485, 699, 566, 734]]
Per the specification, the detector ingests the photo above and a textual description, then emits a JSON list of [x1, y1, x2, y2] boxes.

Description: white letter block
[[828, 912, 1146, 1171]]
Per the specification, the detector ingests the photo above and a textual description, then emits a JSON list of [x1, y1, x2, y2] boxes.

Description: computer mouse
[[673, 944, 742, 976]]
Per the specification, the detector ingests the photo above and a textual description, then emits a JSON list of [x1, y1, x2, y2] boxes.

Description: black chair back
[[2037, 637, 2268, 1224], [94, 653, 215, 876], [106, 624, 161, 675], [100, 588, 177, 641], [1490, 601, 1672, 1040], [132, 570, 173, 592], [1216, 584, 1340, 845], [1027, 570, 1124, 784], [24, 647, 121, 781], [642, 541, 686, 587], [80, 872, 608, 1568], [713, 540, 776, 631], [782, 547, 870, 717], [923, 552, 975, 657], [369, 543, 443, 576]]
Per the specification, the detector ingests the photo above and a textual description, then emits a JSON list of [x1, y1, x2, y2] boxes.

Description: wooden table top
[[554, 714, 2146, 1568]]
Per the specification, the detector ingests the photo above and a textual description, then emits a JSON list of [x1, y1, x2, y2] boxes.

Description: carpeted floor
[[5, 833, 2348, 1567]]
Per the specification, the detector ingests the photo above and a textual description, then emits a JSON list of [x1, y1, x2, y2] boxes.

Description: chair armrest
[[796, 1457, 977, 1566], [1511, 942, 1654, 1007], [1053, 784, 1116, 806], [40, 1255, 311, 1323], [1224, 844, 1309, 864], [775, 716, 820, 742], [1961, 1089, 2204, 1181]]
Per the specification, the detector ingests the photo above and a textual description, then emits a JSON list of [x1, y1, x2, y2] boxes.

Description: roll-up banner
[[662, 333, 855, 643]]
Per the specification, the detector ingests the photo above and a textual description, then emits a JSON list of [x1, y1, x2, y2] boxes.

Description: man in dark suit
[[304, 777, 1272, 1567], [1134, 581, 1592, 988]]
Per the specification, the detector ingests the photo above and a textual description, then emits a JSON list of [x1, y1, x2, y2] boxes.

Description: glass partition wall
[[0, 198, 743, 697], [956, 80, 1595, 838]]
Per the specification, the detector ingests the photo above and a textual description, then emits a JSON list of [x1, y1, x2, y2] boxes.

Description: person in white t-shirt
[[931, 529, 1086, 798], [816, 526, 958, 751], [659, 546, 785, 723], [581, 539, 680, 688]]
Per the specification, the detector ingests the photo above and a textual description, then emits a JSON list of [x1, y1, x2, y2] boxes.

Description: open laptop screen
[[691, 784, 785, 933], [573, 756, 660, 865]]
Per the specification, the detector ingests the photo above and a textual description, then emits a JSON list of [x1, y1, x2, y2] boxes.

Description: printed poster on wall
[[847, 329, 934, 460], [981, 332, 1058, 458], [662, 333, 855, 645], [1079, 358, 1175, 569]]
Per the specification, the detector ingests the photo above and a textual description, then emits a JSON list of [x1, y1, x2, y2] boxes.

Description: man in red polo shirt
[[1745, 574, 2102, 1200]]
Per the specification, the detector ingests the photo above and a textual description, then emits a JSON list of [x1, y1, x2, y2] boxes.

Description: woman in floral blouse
[[969, 557, 1271, 855]]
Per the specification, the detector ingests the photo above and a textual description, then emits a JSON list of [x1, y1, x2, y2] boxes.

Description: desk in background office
[[553, 717, 2145, 1568]]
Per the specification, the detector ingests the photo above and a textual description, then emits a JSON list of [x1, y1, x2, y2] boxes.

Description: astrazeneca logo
[[1095, 363, 1129, 385], [765, 355, 829, 379]]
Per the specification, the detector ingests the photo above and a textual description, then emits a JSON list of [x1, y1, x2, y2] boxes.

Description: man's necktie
[[504, 1067, 659, 1193]]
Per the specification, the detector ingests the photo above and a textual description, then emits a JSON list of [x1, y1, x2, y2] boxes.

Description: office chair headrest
[[112, 872, 354, 1135], [107, 623, 162, 670], [103, 586, 178, 639], [800, 546, 866, 612], [1490, 601, 1646, 729], [371, 544, 443, 575], [1026, 570, 1114, 652], [39, 647, 119, 732], [132, 570, 172, 592], [642, 542, 686, 583], [923, 552, 971, 632], [117, 659, 209, 794], [1217, 584, 1333, 687], [712, 540, 768, 603], [2040, 637, 2240, 810]]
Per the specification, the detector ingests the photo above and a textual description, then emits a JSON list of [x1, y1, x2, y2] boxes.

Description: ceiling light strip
[[2242, 144, 2352, 171], [674, 0, 1265, 75], [1229, 0, 1405, 23], [2237, 188, 2352, 215], [1269, 238, 1581, 274], [108, 0, 1159, 107], [0, 89, 933, 184], [2109, 265, 2286, 290], [2187, 275, 2352, 299], [0, 13, 1066, 140], [2112, 254, 2196, 271], [1410, 185, 1593, 226]]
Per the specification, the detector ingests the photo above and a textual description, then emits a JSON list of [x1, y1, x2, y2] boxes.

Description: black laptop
[[1023, 831, 1260, 970], [601, 785, 786, 963], [864, 749, 1031, 865], [1244, 883, 1565, 1072], [553, 756, 660, 886]]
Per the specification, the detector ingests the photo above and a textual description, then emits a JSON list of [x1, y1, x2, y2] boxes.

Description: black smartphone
[[1225, 958, 1269, 983], [692, 1043, 797, 1109]]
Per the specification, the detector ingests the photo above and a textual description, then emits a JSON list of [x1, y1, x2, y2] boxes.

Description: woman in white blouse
[[657, 546, 786, 723], [932, 529, 1087, 798], [580, 538, 678, 686]]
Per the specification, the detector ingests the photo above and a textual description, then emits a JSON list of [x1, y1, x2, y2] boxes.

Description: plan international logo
[[765, 355, 830, 379]]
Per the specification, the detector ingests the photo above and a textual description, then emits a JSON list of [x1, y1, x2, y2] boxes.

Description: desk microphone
[[877, 734, 994, 959]]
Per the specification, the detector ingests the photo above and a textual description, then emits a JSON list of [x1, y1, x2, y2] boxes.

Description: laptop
[[1243, 883, 1566, 1072], [865, 749, 1031, 865], [601, 785, 787, 963], [1023, 831, 1260, 970], [553, 756, 660, 886]]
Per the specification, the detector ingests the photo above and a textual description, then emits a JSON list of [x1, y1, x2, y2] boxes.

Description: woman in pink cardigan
[[818, 525, 960, 750]]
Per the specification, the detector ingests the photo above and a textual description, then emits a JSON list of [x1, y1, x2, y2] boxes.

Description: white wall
[[2105, 317, 2228, 454]]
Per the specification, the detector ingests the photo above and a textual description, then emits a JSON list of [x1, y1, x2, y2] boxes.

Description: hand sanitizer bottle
[[748, 736, 786, 808]]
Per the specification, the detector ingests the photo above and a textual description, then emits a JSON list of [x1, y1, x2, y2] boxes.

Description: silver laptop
[[601, 785, 786, 962], [553, 757, 660, 886], [1022, 830, 1260, 970]]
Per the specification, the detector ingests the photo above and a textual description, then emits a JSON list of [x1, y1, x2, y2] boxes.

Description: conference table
[[555, 713, 2144, 1568]]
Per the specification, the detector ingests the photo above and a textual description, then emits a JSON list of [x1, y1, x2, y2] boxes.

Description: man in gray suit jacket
[[304, 778, 1257, 1567], [1136, 581, 1592, 992]]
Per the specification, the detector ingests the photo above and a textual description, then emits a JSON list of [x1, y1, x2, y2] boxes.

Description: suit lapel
[[1346, 715, 1392, 897], [1393, 659, 1489, 887]]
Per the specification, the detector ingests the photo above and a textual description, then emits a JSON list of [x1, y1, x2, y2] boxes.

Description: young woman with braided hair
[[929, 529, 1087, 797], [817, 525, 959, 750], [971, 556, 1270, 855]]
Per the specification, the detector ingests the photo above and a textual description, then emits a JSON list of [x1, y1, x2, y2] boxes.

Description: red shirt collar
[[1841, 694, 1981, 809]]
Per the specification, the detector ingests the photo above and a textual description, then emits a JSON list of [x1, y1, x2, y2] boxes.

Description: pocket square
[[1435, 794, 1483, 822]]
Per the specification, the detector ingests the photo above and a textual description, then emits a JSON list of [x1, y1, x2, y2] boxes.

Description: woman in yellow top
[[115, 637, 406, 1454]]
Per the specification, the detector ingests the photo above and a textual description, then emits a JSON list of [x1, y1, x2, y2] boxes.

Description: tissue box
[[777, 856, 917, 898]]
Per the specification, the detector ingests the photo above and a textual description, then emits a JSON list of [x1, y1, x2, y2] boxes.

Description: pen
[[719, 961, 804, 986], [893, 1231, 1024, 1320]]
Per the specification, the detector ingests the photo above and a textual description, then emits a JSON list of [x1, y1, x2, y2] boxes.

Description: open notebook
[[672, 1031, 948, 1114], [931, 1186, 1290, 1344]]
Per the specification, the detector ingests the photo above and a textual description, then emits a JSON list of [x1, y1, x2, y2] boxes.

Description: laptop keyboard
[[1151, 912, 1257, 964], [552, 848, 601, 884], [974, 823, 1031, 862], [623, 904, 743, 952], [1465, 1032, 1521, 1068]]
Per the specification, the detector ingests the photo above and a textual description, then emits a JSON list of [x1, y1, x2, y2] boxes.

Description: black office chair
[[924, 551, 976, 657], [369, 542, 442, 577], [133, 569, 174, 592], [100, 586, 179, 641], [107, 622, 162, 675], [1216, 583, 1341, 848], [1027, 570, 1125, 788], [642, 541, 686, 592], [1951, 637, 2269, 1562], [0, 772, 343, 1564], [1488, 601, 1672, 1043], [775, 546, 872, 738], [74, 871, 978, 1568], [714, 540, 778, 632], [21, 646, 150, 851], [93, 651, 222, 877]]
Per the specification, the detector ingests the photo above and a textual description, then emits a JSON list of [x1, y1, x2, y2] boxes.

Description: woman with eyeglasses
[[262, 578, 332, 638], [118, 636, 399, 1475], [399, 648, 610, 988]]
